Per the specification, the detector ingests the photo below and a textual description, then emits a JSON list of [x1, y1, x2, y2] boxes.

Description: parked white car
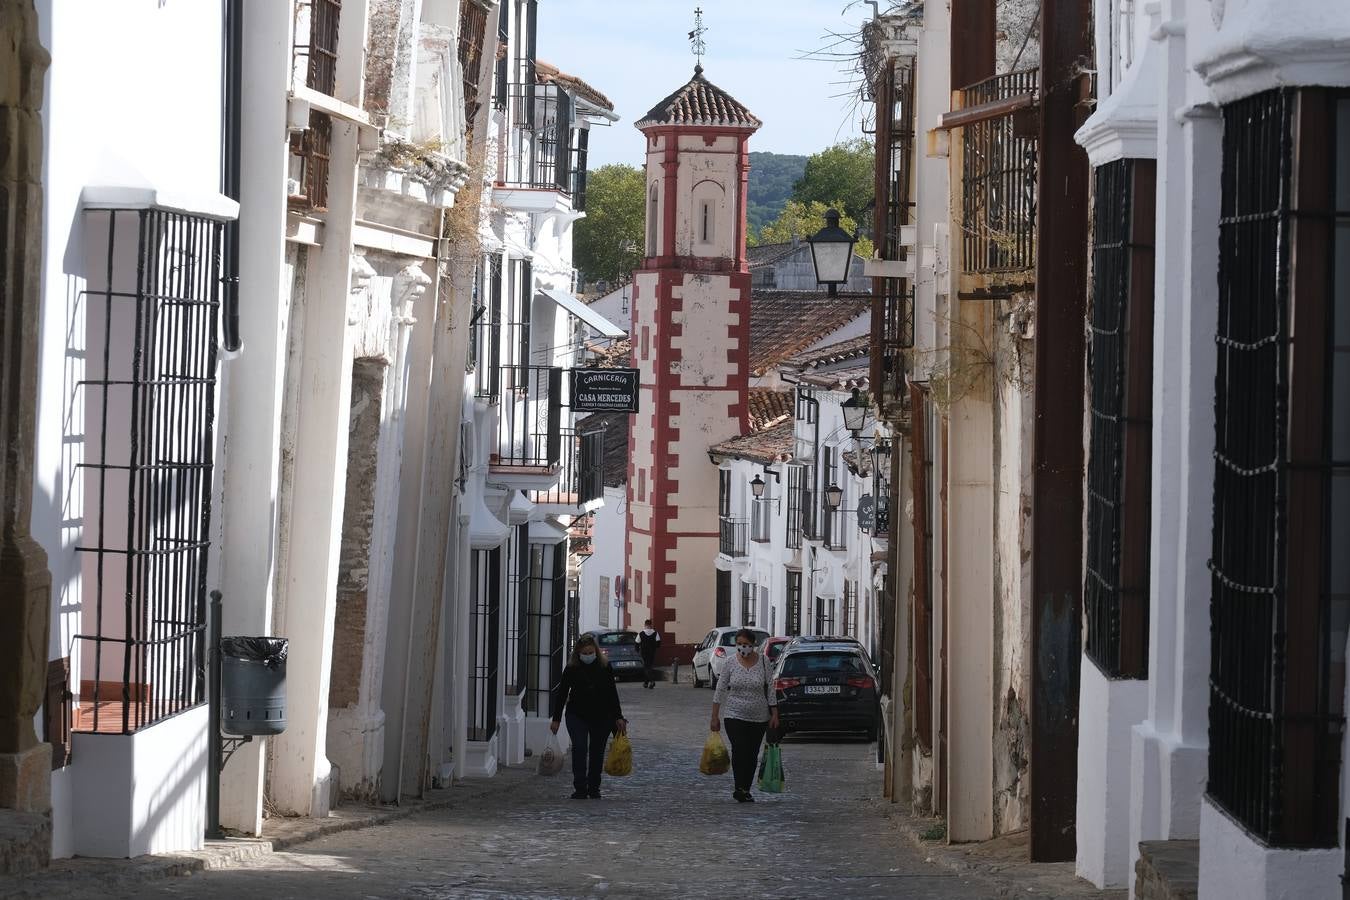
[[691, 626, 771, 688]]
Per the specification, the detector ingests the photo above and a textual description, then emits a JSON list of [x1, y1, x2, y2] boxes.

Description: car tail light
[[846, 676, 874, 690], [775, 677, 801, 691], [714, 647, 726, 657]]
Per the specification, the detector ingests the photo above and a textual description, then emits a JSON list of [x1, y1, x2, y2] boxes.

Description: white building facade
[[1072, 0, 1350, 896]]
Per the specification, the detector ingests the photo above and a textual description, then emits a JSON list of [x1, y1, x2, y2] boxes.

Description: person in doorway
[[550, 634, 627, 799], [710, 628, 779, 801], [638, 619, 661, 688]]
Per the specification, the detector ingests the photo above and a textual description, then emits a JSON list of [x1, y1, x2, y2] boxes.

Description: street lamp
[[824, 482, 844, 511], [749, 473, 767, 498], [841, 388, 869, 436], [806, 208, 857, 297]]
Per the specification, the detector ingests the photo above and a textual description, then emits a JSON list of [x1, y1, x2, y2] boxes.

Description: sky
[[535, 0, 874, 168]]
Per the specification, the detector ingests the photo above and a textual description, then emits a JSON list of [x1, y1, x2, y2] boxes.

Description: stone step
[[0, 810, 51, 876], [1136, 839, 1199, 900]]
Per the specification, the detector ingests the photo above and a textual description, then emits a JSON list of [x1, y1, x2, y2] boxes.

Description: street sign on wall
[[570, 368, 640, 413]]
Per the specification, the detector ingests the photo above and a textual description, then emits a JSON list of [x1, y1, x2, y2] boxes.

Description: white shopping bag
[[537, 731, 565, 776]]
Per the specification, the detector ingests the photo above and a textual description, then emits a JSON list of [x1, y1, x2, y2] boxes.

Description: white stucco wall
[[580, 485, 626, 633], [32, 0, 226, 858]]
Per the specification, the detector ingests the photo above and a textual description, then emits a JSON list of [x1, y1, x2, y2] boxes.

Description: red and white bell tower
[[625, 65, 761, 657]]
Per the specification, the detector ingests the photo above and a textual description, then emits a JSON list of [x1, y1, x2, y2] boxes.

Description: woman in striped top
[[710, 628, 780, 801]]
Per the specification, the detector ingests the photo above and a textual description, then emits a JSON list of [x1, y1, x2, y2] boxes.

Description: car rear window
[[597, 632, 637, 646], [719, 630, 769, 646], [780, 652, 868, 676]]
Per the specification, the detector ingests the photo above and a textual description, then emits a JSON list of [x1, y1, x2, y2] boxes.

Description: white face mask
[[736, 645, 754, 658], [579, 652, 597, 664]]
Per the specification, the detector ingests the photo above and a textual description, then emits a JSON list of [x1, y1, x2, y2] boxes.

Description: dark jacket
[[638, 629, 660, 664], [551, 659, 624, 725]]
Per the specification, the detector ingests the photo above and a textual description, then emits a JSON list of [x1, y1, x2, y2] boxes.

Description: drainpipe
[[220, 0, 242, 352]]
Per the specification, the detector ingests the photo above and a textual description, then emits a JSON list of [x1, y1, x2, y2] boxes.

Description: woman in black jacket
[[550, 634, 627, 799]]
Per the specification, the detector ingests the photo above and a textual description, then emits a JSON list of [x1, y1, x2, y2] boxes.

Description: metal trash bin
[[220, 636, 288, 737]]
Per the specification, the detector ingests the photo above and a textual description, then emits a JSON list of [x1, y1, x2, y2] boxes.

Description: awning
[[541, 287, 626, 338]]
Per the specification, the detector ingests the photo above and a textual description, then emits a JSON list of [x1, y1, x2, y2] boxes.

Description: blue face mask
[[579, 652, 597, 664]]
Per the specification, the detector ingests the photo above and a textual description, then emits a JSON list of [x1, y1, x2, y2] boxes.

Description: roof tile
[[636, 65, 762, 130]]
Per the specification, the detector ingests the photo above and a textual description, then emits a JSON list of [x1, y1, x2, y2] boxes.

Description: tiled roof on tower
[[635, 65, 762, 130]]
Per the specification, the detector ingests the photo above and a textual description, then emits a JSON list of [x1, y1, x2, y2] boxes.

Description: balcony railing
[[530, 427, 604, 507], [960, 69, 1039, 276], [502, 83, 578, 200], [719, 517, 748, 559], [490, 364, 563, 471]]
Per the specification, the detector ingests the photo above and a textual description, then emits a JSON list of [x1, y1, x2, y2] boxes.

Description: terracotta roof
[[747, 389, 793, 431], [787, 334, 870, 368], [798, 363, 870, 391], [749, 291, 870, 377], [536, 60, 614, 112], [709, 420, 794, 465], [635, 65, 762, 130], [577, 411, 630, 487], [587, 337, 631, 368], [747, 242, 800, 269]]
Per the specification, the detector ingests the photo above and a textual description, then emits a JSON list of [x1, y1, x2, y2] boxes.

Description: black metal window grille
[[786, 464, 805, 549], [960, 69, 1039, 275], [823, 446, 846, 551], [468, 548, 501, 741], [843, 581, 859, 637], [911, 387, 936, 750], [504, 83, 575, 195], [741, 582, 756, 627], [529, 427, 602, 506], [295, 0, 342, 96], [718, 468, 731, 518], [492, 1, 508, 109], [815, 595, 835, 635], [524, 541, 566, 716], [718, 517, 747, 559], [457, 0, 490, 139], [75, 209, 222, 734], [786, 571, 803, 636], [1208, 88, 1350, 849], [473, 255, 504, 400], [872, 58, 916, 411], [801, 471, 820, 541], [571, 128, 590, 212], [1084, 158, 1155, 679], [715, 570, 732, 628], [795, 386, 818, 424], [504, 525, 529, 695], [511, 257, 533, 367], [289, 110, 333, 213]]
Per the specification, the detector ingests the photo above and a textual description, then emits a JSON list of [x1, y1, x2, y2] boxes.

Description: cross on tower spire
[[688, 7, 707, 72]]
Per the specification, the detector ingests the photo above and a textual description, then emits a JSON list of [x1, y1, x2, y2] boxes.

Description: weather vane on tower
[[689, 7, 707, 71]]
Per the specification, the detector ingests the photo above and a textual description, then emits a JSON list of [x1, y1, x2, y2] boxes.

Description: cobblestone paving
[[56, 679, 1096, 899]]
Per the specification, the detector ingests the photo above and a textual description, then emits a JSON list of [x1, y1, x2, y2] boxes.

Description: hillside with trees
[[747, 151, 807, 239]]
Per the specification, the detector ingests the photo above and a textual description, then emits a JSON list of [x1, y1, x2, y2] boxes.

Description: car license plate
[[616, 660, 640, 667], [804, 685, 840, 694]]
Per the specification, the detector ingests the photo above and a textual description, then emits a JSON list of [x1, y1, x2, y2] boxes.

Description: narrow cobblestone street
[[47, 678, 1086, 900]]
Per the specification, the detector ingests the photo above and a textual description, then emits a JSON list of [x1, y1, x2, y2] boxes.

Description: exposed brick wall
[[329, 360, 386, 708], [1135, 840, 1199, 900]]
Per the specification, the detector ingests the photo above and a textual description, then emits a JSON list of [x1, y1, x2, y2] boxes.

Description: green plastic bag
[[757, 743, 785, 793]]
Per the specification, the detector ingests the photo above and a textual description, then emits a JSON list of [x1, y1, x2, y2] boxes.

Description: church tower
[[625, 66, 761, 655]]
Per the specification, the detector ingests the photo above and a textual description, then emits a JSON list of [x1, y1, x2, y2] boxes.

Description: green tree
[[573, 164, 645, 285], [791, 138, 875, 223], [758, 200, 873, 259]]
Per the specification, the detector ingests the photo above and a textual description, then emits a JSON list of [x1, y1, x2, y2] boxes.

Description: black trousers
[[641, 655, 657, 684], [565, 710, 612, 793], [724, 717, 769, 792]]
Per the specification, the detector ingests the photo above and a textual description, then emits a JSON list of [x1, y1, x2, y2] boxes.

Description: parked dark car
[[587, 630, 645, 680], [774, 645, 879, 741]]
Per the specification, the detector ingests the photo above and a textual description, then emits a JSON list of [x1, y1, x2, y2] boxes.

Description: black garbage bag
[[220, 636, 288, 669]]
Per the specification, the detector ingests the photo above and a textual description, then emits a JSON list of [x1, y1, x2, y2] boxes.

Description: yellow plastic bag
[[604, 733, 633, 777], [699, 731, 730, 776]]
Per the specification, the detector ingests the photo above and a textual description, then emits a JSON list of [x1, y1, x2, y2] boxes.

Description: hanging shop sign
[[858, 494, 876, 533], [570, 367, 641, 413]]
